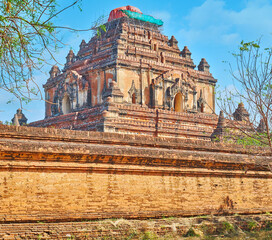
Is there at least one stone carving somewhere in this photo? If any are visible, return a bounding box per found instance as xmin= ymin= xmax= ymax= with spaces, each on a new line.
xmin=128 ymin=80 xmax=139 ymax=104
xmin=11 ymin=109 xmax=28 ymax=126
xmin=50 ymin=70 xmax=88 ymax=116
xmin=197 ymin=90 xmax=205 ymax=113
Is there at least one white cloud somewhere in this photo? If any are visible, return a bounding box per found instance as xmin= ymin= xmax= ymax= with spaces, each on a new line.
xmin=185 ymin=0 xmax=229 ymax=28
xmin=229 ymin=1 xmax=272 ymax=35
xmin=178 ymin=0 xmax=272 ymax=46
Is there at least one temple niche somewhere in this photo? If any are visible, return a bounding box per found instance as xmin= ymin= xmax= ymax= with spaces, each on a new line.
xmin=31 ymin=5 xmax=218 ymax=140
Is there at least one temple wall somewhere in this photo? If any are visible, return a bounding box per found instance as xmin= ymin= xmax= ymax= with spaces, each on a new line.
xmin=45 ymin=87 xmax=56 ymax=117
xmin=1 ymin=167 xmax=272 ymax=222
xmin=157 ymin=84 xmax=163 ymax=106
xmin=187 ymin=93 xmax=194 ymax=109
xmin=77 ymin=88 xmax=88 ymax=106
xmin=197 ymin=82 xmax=215 ymax=114
xmin=0 ymin=125 xmax=272 ymax=223
xmin=30 ymin=103 xmax=218 ymax=139
xmin=116 ymin=67 xmax=200 ymax=110
xmin=117 ymin=68 xmax=140 ymax=103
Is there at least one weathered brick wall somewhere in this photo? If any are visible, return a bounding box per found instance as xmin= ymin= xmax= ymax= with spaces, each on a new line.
xmin=30 ymin=102 xmax=218 ymax=140
xmin=0 ymin=125 xmax=271 ymax=223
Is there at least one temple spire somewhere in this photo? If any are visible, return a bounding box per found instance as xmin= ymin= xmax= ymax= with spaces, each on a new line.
xmin=233 ymin=102 xmax=249 ymax=121
xmin=211 ymin=110 xmax=226 ymax=141
xmin=198 ymin=58 xmax=210 ymax=72
xmin=11 ymin=109 xmax=28 ymax=126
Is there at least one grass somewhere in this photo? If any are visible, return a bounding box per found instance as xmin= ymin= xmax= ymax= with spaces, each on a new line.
xmin=30 ymin=216 xmax=272 ymax=240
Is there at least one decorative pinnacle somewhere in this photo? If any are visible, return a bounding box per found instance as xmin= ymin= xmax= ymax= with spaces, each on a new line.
xmin=198 ymin=58 xmax=210 ymax=72
xmin=181 ymin=46 xmax=192 ymax=59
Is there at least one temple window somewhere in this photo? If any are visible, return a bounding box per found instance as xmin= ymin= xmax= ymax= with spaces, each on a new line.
xmin=62 ymin=95 xmax=71 ymax=114
xmin=108 ymin=78 xmax=112 ymax=87
xmin=174 ymin=92 xmax=184 ymax=112
xmin=149 ymin=83 xmax=155 ymax=108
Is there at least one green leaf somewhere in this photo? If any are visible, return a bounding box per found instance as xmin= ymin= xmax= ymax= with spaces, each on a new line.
xmin=100 ymin=24 xmax=106 ymax=32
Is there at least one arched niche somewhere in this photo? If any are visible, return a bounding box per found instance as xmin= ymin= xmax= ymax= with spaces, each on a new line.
xmin=62 ymin=94 xmax=71 ymax=114
xmin=132 ymin=93 xmax=136 ymax=104
xmin=174 ymin=92 xmax=184 ymax=112
xmin=201 ymin=103 xmax=204 ymax=113
xmin=149 ymin=83 xmax=155 ymax=108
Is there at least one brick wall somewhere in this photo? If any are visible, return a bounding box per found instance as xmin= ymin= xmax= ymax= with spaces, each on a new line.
xmin=30 ymin=102 xmax=218 ymax=140
xmin=0 ymin=125 xmax=271 ymax=224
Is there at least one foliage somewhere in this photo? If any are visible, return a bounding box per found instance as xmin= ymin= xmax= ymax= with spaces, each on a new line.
xmin=247 ymin=220 xmax=258 ymax=231
xmin=125 ymin=230 xmax=138 ymax=240
xmin=140 ymin=231 xmax=159 ymax=240
xmin=0 ymin=0 xmax=81 ymax=105
xmin=184 ymin=228 xmax=200 ymax=237
xmin=217 ymin=39 xmax=272 ymax=152
xmin=235 ymin=134 xmax=267 ymax=147
xmin=265 ymin=221 xmax=272 ymax=231
xmin=222 ymin=132 xmax=268 ymax=147
xmin=0 ymin=0 xmax=105 ymax=107
xmin=222 ymin=221 xmax=235 ymax=234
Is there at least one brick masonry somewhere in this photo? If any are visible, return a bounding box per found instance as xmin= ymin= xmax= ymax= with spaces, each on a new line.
xmin=30 ymin=102 xmax=218 ymax=140
xmin=1 ymin=214 xmax=272 ymax=239
xmin=0 ymin=125 xmax=272 ymax=225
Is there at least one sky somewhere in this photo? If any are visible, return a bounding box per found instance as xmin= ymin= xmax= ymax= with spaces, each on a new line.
xmin=1 ymin=0 xmax=272 ymax=123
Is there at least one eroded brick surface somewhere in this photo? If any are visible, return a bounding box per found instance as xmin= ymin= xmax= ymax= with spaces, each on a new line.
xmin=0 ymin=125 xmax=271 ymax=225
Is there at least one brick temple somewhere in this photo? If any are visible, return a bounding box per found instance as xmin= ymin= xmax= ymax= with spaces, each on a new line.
xmin=30 ymin=6 xmax=218 ymax=140
xmin=2 ymin=7 xmax=272 ymax=237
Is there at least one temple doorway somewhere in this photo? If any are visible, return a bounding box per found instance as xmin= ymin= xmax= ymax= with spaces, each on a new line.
xmin=62 ymin=95 xmax=71 ymax=114
xmin=174 ymin=92 xmax=184 ymax=112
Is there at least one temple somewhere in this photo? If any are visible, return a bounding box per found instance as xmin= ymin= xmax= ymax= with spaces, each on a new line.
xmin=2 ymin=8 xmax=272 ymax=236
xmin=30 ymin=6 xmax=218 ymax=140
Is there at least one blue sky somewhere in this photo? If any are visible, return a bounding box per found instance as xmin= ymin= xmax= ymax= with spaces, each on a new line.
xmin=1 ymin=0 xmax=272 ymax=123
